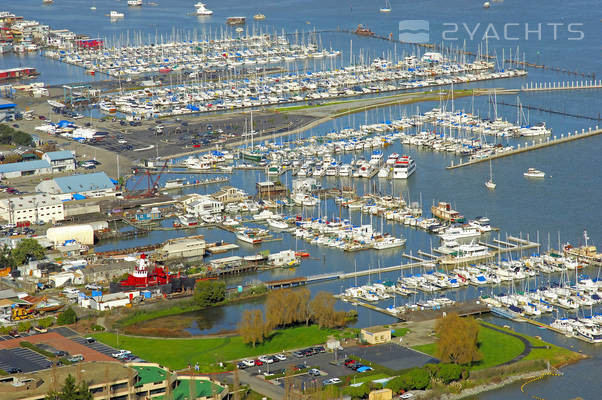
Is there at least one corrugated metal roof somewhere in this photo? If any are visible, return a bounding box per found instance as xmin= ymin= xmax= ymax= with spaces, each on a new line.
xmin=0 ymin=159 xmax=51 ymax=173
xmin=43 ymin=150 xmax=74 ymax=161
xmin=53 ymin=172 xmax=114 ymax=193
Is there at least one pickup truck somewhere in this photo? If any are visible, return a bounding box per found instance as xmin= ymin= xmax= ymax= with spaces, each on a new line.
xmin=111 ymin=350 xmax=132 ymax=358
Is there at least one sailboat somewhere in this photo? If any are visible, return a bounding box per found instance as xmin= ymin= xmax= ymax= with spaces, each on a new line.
xmin=485 ymin=159 xmax=496 ymax=189
xmin=380 ymin=0 xmax=392 ymax=13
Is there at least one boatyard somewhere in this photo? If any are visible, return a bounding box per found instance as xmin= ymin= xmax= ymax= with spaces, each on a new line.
xmin=0 ymin=1 xmax=600 ymax=400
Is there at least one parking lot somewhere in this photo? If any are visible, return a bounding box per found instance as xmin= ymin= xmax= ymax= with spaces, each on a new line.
xmin=345 ymin=343 xmax=438 ymax=371
xmin=0 ymin=348 xmax=52 ymax=373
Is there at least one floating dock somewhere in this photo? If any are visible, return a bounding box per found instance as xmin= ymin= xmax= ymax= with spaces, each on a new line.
xmin=447 ymin=127 xmax=602 ymax=169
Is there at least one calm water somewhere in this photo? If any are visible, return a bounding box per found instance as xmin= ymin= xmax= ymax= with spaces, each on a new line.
xmin=4 ymin=1 xmax=601 ymax=398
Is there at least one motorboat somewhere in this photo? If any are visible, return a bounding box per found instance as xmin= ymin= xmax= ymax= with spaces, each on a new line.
xmin=128 ymin=0 xmax=143 ymax=6
xmin=195 ymin=2 xmax=213 ymax=15
xmin=107 ymin=11 xmax=125 ymax=18
xmin=253 ymin=13 xmax=266 ymax=20
xmin=438 ymin=226 xmax=482 ymax=241
xmin=524 ymin=168 xmax=545 ymax=178
xmin=267 ymin=219 xmax=289 ymax=230
xmin=392 ymin=155 xmax=416 ymax=179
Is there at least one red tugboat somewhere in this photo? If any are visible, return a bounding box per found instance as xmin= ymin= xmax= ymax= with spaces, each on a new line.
xmin=119 ymin=254 xmax=178 ymax=289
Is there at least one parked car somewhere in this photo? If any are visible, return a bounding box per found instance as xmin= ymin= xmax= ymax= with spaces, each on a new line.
xmin=258 ymin=355 xmax=273 ymax=364
xmin=254 ymin=359 xmax=263 ymax=366
xmin=274 ymin=354 xmax=287 ymax=361
xmin=308 ymin=369 xmax=322 ymax=377
xmin=400 ymin=394 xmax=415 ymax=399
xmin=68 ymin=354 xmax=84 ymax=363
xmin=241 ymin=359 xmax=255 ymax=367
xmin=34 ymin=326 xmax=48 ymax=333
xmin=85 ymin=284 xmax=102 ymax=290
xmin=7 ymin=367 xmax=22 ymax=374
xmin=85 ymin=337 xmax=96 ymax=343
xmin=293 ymin=350 xmax=305 ymax=358
xmin=111 ymin=350 xmax=131 ymax=358
xmin=9 ymin=330 xmax=20 ymax=338
xmin=323 ymin=378 xmax=341 ymax=385
xmin=236 ymin=362 xmax=247 ymax=369
xmin=313 ymin=346 xmax=326 ymax=353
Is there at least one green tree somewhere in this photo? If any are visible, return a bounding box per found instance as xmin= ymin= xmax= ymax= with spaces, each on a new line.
xmin=57 ymin=307 xmax=77 ymax=325
xmin=193 ymin=279 xmax=226 ymax=307
xmin=0 ymin=245 xmax=15 ymax=268
xmin=386 ymin=375 xmax=413 ymax=394
xmin=11 ymin=238 xmax=45 ymax=266
xmin=342 ymin=383 xmax=369 ymax=399
xmin=405 ymin=368 xmax=430 ymax=390
xmin=45 ymin=374 xmax=92 ymax=400
xmin=436 ymin=363 xmax=463 ymax=384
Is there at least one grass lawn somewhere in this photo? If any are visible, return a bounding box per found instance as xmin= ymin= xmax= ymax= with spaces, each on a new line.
xmin=412 ymin=324 xmax=525 ymax=370
xmin=92 ymin=325 xmax=333 ymax=369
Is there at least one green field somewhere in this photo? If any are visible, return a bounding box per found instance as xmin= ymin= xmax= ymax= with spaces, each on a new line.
xmin=413 ymin=324 xmax=525 ymax=370
xmin=92 ymin=325 xmax=333 ymax=369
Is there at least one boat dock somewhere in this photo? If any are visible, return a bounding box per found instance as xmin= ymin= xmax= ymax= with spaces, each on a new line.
xmin=447 ymin=126 xmax=602 ymax=170
xmin=519 ymin=80 xmax=602 ymax=92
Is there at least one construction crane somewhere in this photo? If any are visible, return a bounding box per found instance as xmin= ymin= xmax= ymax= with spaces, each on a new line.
xmin=125 ymin=161 xmax=168 ymax=199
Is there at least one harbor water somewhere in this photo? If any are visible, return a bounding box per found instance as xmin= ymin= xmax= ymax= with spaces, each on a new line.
xmin=2 ymin=1 xmax=601 ymax=398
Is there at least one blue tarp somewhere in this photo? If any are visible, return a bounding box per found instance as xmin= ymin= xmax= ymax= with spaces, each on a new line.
xmin=72 ymin=193 xmax=86 ymax=200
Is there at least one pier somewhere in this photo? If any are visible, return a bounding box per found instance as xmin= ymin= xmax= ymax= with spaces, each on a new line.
xmin=446 ymin=126 xmax=602 ymax=170
xmin=519 ymin=80 xmax=602 ymax=92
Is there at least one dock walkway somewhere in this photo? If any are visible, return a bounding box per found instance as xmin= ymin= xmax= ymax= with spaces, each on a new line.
xmin=447 ymin=127 xmax=601 ymax=170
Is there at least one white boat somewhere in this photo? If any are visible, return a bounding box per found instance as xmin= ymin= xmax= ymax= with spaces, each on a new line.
xmin=268 ymin=250 xmax=299 ymax=267
xmin=108 ymin=11 xmax=125 ymax=18
xmin=439 ymin=226 xmax=482 ymax=241
xmin=128 ymin=0 xmax=142 ymax=6
xmin=485 ymin=159 xmax=496 ymax=189
xmin=267 ymin=219 xmax=289 ymax=230
xmin=392 ymin=155 xmax=416 ymax=179
xmin=524 ymin=168 xmax=545 ymax=178
xmin=178 ymin=214 xmax=198 ymax=226
xmin=373 ymin=235 xmax=406 ymax=249
xmin=235 ymin=228 xmax=268 ymax=244
xmin=195 ymin=2 xmax=213 ymax=15
xmin=253 ymin=13 xmax=266 ymax=20
xmin=380 ymin=0 xmax=392 ymax=13
xmin=253 ymin=210 xmax=275 ymax=221
xmin=377 ymin=167 xmax=390 ymax=178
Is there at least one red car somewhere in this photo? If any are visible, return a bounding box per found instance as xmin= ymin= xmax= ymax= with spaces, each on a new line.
xmin=254 ymin=359 xmax=264 ymax=366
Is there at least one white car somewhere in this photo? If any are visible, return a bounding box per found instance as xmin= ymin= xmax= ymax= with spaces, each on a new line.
xmin=241 ymin=359 xmax=255 ymax=367
xmin=274 ymin=354 xmax=287 ymax=361
xmin=118 ymin=139 xmax=128 ymax=144
xmin=400 ymin=394 xmax=414 ymax=399
xmin=258 ymin=355 xmax=273 ymax=364
xmin=111 ymin=350 xmax=131 ymax=358
xmin=323 ymin=378 xmax=341 ymax=385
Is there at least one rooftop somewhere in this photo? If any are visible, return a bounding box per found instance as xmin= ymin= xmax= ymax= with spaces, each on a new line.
xmin=0 ymin=159 xmax=50 ymax=174
xmin=166 ymin=378 xmax=225 ymax=400
xmin=53 ymin=172 xmax=115 ymax=193
xmin=0 ymin=193 xmax=62 ymax=211
xmin=43 ymin=150 xmax=74 ymax=161
xmin=131 ymin=365 xmax=167 ymax=387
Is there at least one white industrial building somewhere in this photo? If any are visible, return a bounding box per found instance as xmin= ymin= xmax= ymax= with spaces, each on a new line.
xmin=41 ymin=150 xmax=76 ymax=172
xmin=0 ymin=159 xmax=52 ymax=179
xmin=46 ymin=224 xmax=95 ymax=246
xmin=35 ymin=172 xmax=117 ymax=198
xmin=0 ymin=193 xmax=64 ymax=224
xmin=48 ymin=270 xmax=84 ymax=287
xmin=87 ymin=291 xmax=140 ymax=311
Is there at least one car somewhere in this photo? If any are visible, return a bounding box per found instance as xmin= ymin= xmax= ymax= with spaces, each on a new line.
xmin=236 ymin=362 xmax=247 ymax=369
xmin=254 ymin=359 xmax=263 ymax=366
xmin=308 ymin=369 xmax=322 ymax=377
xmin=313 ymin=346 xmax=326 ymax=353
xmin=9 ymin=330 xmax=20 ymax=338
xmin=344 ymin=359 xmax=356 ymax=367
xmin=323 ymin=378 xmax=341 ymax=385
xmin=258 ymin=355 xmax=273 ymax=364
xmin=293 ymin=350 xmax=305 ymax=358
xmin=85 ymin=284 xmax=102 ymax=290
xmin=34 ymin=326 xmax=48 ymax=333
xmin=274 ymin=354 xmax=287 ymax=361
xmin=241 ymin=359 xmax=255 ymax=367
xmin=7 ymin=367 xmax=22 ymax=374
xmin=68 ymin=354 xmax=84 ymax=363
xmin=118 ymin=139 xmax=127 ymax=144
xmin=111 ymin=350 xmax=131 ymax=358
xmin=85 ymin=337 xmax=96 ymax=343
xmin=400 ymin=393 xmax=414 ymax=399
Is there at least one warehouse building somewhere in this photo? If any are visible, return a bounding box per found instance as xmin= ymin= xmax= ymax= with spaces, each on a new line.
xmin=41 ymin=150 xmax=75 ymax=172
xmin=0 ymin=193 xmax=64 ymax=224
xmin=46 ymin=224 xmax=95 ymax=246
xmin=35 ymin=172 xmax=117 ymax=198
xmin=0 ymin=159 xmax=52 ymax=179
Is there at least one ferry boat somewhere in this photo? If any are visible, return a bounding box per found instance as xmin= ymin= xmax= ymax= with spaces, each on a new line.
xmin=227 ymin=16 xmax=246 ymax=25
xmin=195 ymin=2 xmax=213 ymax=15
xmin=431 ymin=201 xmax=465 ymax=223
xmin=107 ymin=11 xmax=125 ymax=19
xmin=524 ymin=168 xmax=545 ymax=178
xmin=354 ymin=24 xmax=374 ymax=36
xmin=392 ymin=155 xmax=416 ymax=179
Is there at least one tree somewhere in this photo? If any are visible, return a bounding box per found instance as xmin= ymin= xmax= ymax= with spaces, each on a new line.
xmin=310 ymin=291 xmax=346 ymax=329
xmin=193 ymin=279 xmax=225 ymax=307
xmin=435 ymin=313 xmax=482 ymax=365
xmin=0 ymin=245 xmax=15 ymax=268
xmin=405 ymin=368 xmax=430 ymax=390
xmin=436 ymin=363 xmax=464 ymax=384
xmin=342 ymin=383 xmax=369 ymax=399
xmin=45 ymin=374 xmax=92 ymax=400
xmin=238 ymin=309 xmax=269 ymax=347
xmin=296 ymin=287 xmax=312 ymax=326
xmin=386 ymin=375 xmax=413 ymax=394
xmin=11 ymin=238 xmax=45 ymax=266
xmin=57 ymin=307 xmax=77 ymax=325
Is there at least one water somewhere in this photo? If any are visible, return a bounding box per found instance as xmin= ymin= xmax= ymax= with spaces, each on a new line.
xmin=3 ymin=1 xmax=601 ymax=397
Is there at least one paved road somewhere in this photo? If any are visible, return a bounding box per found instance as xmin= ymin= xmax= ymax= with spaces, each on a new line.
xmin=479 ymin=323 xmax=545 ymax=366
xmin=237 ymin=370 xmax=285 ymax=400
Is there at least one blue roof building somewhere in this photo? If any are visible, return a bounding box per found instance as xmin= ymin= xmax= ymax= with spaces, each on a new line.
xmin=0 ymin=159 xmax=52 ymax=178
xmin=42 ymin=150 xmax=76 ymax=172
xmin=36 ymin=172 xmax=117 ymax=198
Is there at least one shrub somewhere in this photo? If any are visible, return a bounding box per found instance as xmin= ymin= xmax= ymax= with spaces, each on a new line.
xmin=57 ymin=307 xmax=77 ymax=325
xmin=436 ymin=363 xmax=464 ymax=384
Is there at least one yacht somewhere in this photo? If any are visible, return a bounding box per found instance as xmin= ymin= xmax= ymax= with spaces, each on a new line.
xmin=128 ymin=0 xmax=142 ymax=6
xmin=392 ymin=155 xmax=416 ymax=179
xmin=485 ymin=159 xmax=496 ymax=189
xmin=377 ymin=167 xmax=390 ymax=178
xmin=524 ymin=168 xmax=545 ymax=178
xmin=195 ymin=2 xmax=213 ymax=15
xmin=178 ymin=214 xmax=198 ymax=226
xmin=236 ymin=228 xmax=269 ymax=244
xmin=267 ymin=219 xmax=289 ymax=230
xmin=438 ymin=226 xmax=482 ymax=241
xmin=108 ymin=11 xmax=125 ymax=18
xmin=338 ymin=164 xmax=352 ymax=177
xmin=469 ymin=217 xmax=492 ymax=232
xmin=373 ymin=235 xmax=406 ymax=249
xmin=253 ymin=13 xmax=266 ymax=20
